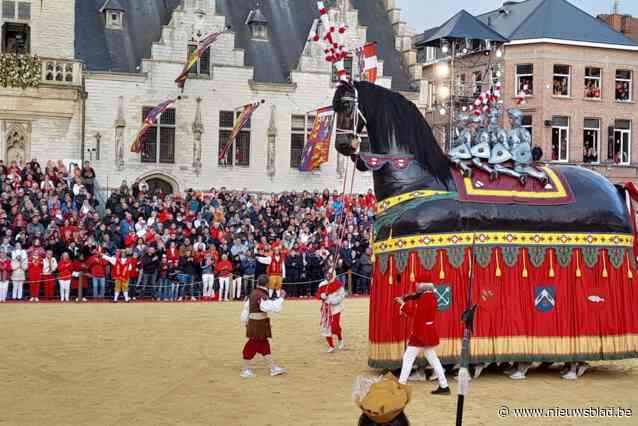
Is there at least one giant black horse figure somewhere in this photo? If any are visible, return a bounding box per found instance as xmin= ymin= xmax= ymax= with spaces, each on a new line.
xmin=332 ymin=81 xmax=632 ymax=240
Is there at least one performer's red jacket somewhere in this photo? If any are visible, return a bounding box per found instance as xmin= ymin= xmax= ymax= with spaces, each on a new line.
xmin=402 ymin=292 xmax=439 ymax=347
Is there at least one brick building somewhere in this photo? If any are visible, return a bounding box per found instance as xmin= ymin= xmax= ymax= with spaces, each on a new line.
xmin=0 ymin=0 xmax=420 ymax=195
xmin=415 ymin=0 xmax=638 ymax=184
xmin=599 ymin=12 xmax=638 ymax=43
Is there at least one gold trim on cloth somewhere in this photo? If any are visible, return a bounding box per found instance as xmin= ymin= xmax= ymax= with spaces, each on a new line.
xmin=369 ymin=334 xmax=638 ymax=361
xmin=462 ymin=166 xmax=567 ymax=199
xmin=374 ymin=190 xmax=453 ymax=215
xmin=373 ymin=232 xmax=634 ymax=255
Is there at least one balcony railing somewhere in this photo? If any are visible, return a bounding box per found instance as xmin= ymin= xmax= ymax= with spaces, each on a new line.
xmin=40 ymin=58 xmax=82 ymax=86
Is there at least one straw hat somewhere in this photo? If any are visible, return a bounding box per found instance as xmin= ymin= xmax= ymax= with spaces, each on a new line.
xmin=356 ymin=373 xmax=411 ymax=424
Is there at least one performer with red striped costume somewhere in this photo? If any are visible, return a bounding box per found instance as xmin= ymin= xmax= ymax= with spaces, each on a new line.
xmin=317 ymin=270 xmax=346 ymax=353
xmin=395 ymin=283 xmax=450 ymax=395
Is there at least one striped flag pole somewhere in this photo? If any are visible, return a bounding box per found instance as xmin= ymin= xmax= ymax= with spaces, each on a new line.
xmin=130 ymin=99 xmax=176 ymax=153
xmin=175 ymin=30 xmax=225 ymax=89
xmin=218 ymin=100 xmax=265 ymax=162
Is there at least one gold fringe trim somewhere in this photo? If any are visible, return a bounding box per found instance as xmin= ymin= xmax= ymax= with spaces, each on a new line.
xmin=627 ymin=251 xmax=634 ymax=279
xmin=549 ymin=248 xmax=555 ymax=278
xmin=576 ymin=248 xmax=582 ymax=278
xmin=369 ymin=334 xmax=638 ymax=362
xmin=602 ymin=250 xmax=609 ymax=278
xmin=522 ymin=248 xmax=528 ymax=278
xmin=438 ymin=251 xmax=445 ymax=280
xmin=495 ymin=248 xmax=502 ymax=278
xmin=409 ymin=253 xmax=415 ymax=283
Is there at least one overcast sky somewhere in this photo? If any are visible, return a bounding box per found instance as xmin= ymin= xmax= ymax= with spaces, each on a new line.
xmin=396 ymin=0 xmax=638 ymax=32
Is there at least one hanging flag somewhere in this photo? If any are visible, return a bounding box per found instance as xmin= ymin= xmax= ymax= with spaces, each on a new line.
xmin=299 ymin=106 xmax=335 ymax=172
xmin=218 ymin=101 xmax=263 ymax=161
xmin=130 ymin=99 xmax=175 ymax=153
xmin=358 ymin=42 xmax=378 ymax=83
xmin=175 ymin=31 xmax=224 ymax=89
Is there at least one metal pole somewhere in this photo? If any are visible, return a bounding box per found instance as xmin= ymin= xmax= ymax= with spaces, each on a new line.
xmin=455 ymin=234 xmax=477 ymax=426
xmin=449 ymin=42 xmax=456 ymax=151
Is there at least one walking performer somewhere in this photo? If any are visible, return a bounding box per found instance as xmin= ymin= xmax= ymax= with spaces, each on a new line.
xmin=394 ymin=282 xmax=450 ymax=395
xmin=317 ymin=270 xmax=346 ymax=352
xmin=239 ymin=274 xmax=286 ymax=379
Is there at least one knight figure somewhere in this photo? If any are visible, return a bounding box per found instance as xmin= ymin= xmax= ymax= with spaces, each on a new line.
xmin=508 ymin=108 xmax=548 ymax=185
xmin=448 ymin=113 xmax=474 ymax=176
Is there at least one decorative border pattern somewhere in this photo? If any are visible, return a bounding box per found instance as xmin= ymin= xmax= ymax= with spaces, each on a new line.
xmin=368 ymin=335 xmax=638 ymax=367
xmin=374 ymin=190 xmax=455 ymax=215
xmin=373 ymin=231 xmax=634 ymax=255
xmin=462 ymin=166 xmax=567 ymax=199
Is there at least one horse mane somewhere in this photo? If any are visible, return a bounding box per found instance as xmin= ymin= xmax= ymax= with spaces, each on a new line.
xmin=353 ymin=81 xmax=452 ymax=184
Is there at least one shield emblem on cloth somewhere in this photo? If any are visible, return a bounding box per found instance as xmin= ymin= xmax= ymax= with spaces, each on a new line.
xmin=534 ymin=285 xmax=556 ymax=313
xmin=434 ymin=285 xmax=452 ymax=312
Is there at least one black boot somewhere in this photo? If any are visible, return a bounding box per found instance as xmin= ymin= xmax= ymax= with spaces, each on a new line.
xmin=431 ymin=386 xmax=451 ymax=395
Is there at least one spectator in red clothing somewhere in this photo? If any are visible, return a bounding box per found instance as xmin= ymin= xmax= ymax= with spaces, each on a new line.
xmin=215 ymin=254 xmax=233 ymax=302
xmin=27 ymin=251 xmax=43 ymax=302
xmin=0 ymin=251 xmax=11 ymax=302
xmin=57 ymin=252 xmax=73 ymax=303
xmin=87 ymin=248 xmax=108 ymax=299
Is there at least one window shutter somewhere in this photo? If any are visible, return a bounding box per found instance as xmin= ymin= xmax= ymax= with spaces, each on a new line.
xmin=2 ymin=1 xmax=15 ymax=18
xmin=17 ymin=1 xmax=29 ymax=19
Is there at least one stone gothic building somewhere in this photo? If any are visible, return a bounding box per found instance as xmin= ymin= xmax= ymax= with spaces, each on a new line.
xmin=0 ymin=0 xmax=421 ymax=194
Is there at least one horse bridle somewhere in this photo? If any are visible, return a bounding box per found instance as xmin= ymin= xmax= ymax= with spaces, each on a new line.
xmin=335 ymin=84 xmax=367 ymax=155
xmin=335 ymin=82 xmax=416 ymax=170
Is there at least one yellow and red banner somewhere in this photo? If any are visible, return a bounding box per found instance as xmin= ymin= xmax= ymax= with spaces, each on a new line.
xmin=218 ymin=102 xmax=262 ymax=161
xmin=299 ymin=106 xmax=335 ymax=171
xmin=130 ymin=99 xmax=175 ymax=153
xmin=357 ymin=42 xmax=378 ymax=83
xmin=175 ymin=31 xmax=223 ymax=89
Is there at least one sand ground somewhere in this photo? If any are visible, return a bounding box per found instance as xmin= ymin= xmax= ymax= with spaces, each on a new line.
xmin=0 ymin=298 xmax=636 ymax=426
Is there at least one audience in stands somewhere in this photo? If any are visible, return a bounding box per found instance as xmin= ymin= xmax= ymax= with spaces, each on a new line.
xmin=0 ymin=159 xmax=375 ymax=303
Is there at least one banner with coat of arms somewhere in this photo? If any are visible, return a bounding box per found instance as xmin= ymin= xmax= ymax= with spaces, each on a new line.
xmin=298 ymin=106 xmax=335 ymax=172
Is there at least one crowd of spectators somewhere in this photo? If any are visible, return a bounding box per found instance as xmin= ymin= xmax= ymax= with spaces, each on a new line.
xmin=0 ymin=158 xmax=375 ymax=303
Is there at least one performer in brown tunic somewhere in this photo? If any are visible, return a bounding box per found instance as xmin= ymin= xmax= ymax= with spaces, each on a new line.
xmin=240 ymin=274 xmax=286 ymax=378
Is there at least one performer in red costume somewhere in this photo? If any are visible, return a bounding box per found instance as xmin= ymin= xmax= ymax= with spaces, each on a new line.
xmin=394 ymin=282 xmax=450 ymax=395
xmin=239 ymin=275 xmax=286 ymax=379
xmin=317 ymin=270 xmax=346 ymax=352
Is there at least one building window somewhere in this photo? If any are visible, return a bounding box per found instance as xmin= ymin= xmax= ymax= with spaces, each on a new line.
xmin=1 ymin=23 xmax=29 ymax=54
xmin=473 ymin=71 xmax=482 ymax=97
xmin=290 ymin=114 xmax=315 ymax=168
xmin=616 ymin=70 xmax=632 ymax=102
xmin=331 ymin=55 xmax=353 ymax=82
xmin=613 ymin=119 xmax=631 ymax=165
xmin=106 ymin=11 xmax=123 ymax=30
xmin=141 ymin=107 xmax=176 ymax=164
xmin=17 ymin=1 xmax=29 ymax=19
xmin=553 ymin=65 xmax=570 ymax=97
xmin=516 ymin=64 xmax=533 ymax=95
xmin=251 ymin=23 xmax=267 ymax=40
xmin=522 ymin=115 xmax=533 ymax=143
xmin=584 ymin=67 xmax=601 ymax=99
xmin=2 ymin=1 xmax=28 ymax=19
xmin=218 ymin=110 xmax=250 ymax=167
xmin=551 ymin=116 xmax=569 ymax=162
xmin=583 ymin=118 xmax=600 ymax=164
xmin=187 ymin=44 xmax=211 ymax=76
xmin=456 ymin=73 xmax=466 ymax=96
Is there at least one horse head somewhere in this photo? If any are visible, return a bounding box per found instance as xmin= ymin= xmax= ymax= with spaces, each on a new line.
xmin=332 ymin=81 xmax=453 ymax=200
